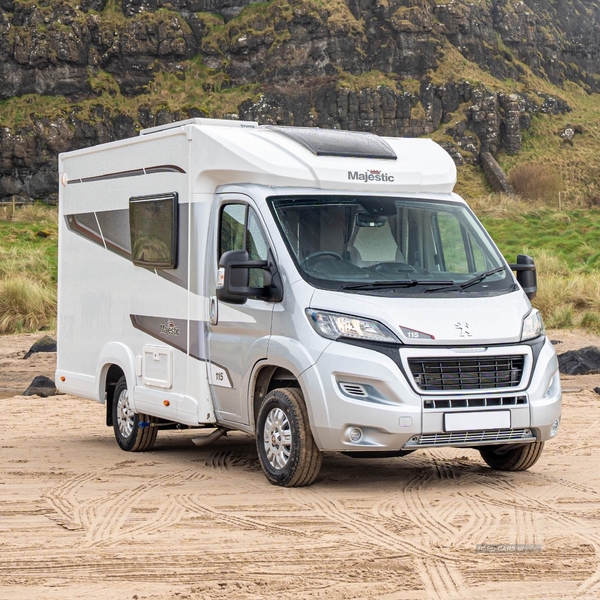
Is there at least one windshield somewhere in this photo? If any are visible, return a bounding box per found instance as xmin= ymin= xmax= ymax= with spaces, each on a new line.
xmin=268 ymin=195 xmax=515 ymax=296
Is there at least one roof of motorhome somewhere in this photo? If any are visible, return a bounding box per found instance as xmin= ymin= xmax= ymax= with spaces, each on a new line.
xmin=63 ymin=118 xmax=457 ymax=195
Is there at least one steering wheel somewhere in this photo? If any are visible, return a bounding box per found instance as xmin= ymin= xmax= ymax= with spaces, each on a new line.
xmin=303 ymin=251 xmax=344 ymax=268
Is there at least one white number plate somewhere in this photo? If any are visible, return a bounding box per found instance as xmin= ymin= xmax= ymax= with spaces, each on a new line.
xmin=444 ymin=410 xmax=511 ymax=432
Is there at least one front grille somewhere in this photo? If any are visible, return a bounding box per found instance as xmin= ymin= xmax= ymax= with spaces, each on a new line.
xmin=408 ymin=355 xmax=525 ymax=391
xmin=405 ymin=428 xmax=534 ymax=448
xmin=423 ymin=395 xmax=527 ymax=409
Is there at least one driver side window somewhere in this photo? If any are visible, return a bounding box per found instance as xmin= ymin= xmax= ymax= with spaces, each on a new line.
xmin=219 ymin=203 xmax=270 ymax=287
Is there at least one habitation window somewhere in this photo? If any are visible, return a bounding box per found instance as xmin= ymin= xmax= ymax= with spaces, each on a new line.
xmin=130 ymin=192 xmax=178 ymax=268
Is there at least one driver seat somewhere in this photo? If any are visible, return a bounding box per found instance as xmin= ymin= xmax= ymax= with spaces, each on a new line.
xmin=345 ymin=245 xmax=365 ymax=267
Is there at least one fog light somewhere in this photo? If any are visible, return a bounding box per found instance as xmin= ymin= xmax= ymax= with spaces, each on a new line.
xmin=348 ymin=427 xmax=363 ymax=443
xmin=551 ymin=417 xmax=560 ymax=436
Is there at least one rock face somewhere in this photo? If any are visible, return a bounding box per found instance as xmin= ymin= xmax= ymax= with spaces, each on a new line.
xmin=0 ymin=0 xmax=596 ymax=201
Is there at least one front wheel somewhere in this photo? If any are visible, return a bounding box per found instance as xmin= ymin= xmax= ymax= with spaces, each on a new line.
xmin=112 ymin=376 xmax=158 ymax=452
xmin=479 ymin=441 xmax=544 ymax=471
xmin=256 ymin=388 xmax=322 ymax=487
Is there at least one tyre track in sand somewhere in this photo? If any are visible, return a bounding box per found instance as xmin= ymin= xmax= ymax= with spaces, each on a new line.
xmin=290 ymin=485 xmax=458 ymax=562
xmin=450 ymin=492 xmax=500 ymax=548
xmin=44 ymin=469 xmax=199 ymax=546
xmin=473 ymin=475 xmax=600 ymax=596
xmin=174 ymin=494 xmax=313 ymax=540
xmin=401 ymin=469 xmax=456 ymax=540
xmin=44 ymin=472 xmax=99 ymax=531
xmin=414 ymin=557 xmax=465 ymax=600
xmin=85 ymin=471 xmax=192 ymax=546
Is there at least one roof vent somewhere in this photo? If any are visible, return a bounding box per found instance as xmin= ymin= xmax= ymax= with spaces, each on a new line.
xmin=264 ymin=126 xmax=397 ymax=160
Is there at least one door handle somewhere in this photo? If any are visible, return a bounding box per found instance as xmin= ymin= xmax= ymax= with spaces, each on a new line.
xmin=209 ymin=296 xmax=218 ymax=325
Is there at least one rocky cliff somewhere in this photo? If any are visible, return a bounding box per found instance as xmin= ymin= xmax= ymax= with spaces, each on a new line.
xmin=1 ymin=0 xmax=598 ymax=202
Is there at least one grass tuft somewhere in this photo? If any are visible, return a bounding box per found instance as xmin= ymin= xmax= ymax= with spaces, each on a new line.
xmin=0 ymin=206 xmax=58 ymax=334
xmin=508 ymin=163 xmax=565 ymax=203
xmin=0 ymin=276 xmax=56 ymax=334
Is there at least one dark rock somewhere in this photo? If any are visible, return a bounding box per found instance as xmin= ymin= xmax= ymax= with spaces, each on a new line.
xmin=594 ymin=387 xmax=600 ymax=396
xmin=558 ymin=346 xmax=600 ymax=375
xmin=23 ymin=375 xmax=57 ymax=397
xmin=23 ymin=335 xmax=57 ymax=359
xmin=481 ymin=152 xmax=514 ymax=194
xmin=439 ymin=142 xmax=464 ymax=166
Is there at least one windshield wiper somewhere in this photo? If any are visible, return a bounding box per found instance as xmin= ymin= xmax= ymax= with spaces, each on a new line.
xmin=424 ymin=266 xmax=507 ymax=293
xmin=340 ymin=279 xmax=454 ymax=291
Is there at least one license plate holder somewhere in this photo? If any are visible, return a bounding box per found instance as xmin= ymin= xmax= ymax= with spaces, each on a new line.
xmin=444 ymin=410 xmax=511 ymax=432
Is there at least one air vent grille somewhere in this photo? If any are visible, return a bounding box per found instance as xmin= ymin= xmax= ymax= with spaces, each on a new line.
xmin=339 ymin=383 xmax=368 ymax=398
xmin=409 ymin=355 xmax=525 ymax=391
xmin=423 ymin=396 xmax=527 ymax=409
xmin=405 ymin=428 xmax=534 ymax=448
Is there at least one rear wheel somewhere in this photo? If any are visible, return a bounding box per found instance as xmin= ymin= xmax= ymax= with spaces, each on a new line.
xmin=112 ymin=376 xmax=157 ymax=452
xmin=256 ymin=387 xmax=322 ymax=487
xmin=479 ymin=441 xmax=544 ymax=471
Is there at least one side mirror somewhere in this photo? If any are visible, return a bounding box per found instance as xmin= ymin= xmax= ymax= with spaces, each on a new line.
xmin=509 ymin=254 xmax=537 ymax=300
xmin=216 ymin=249 xmax=283 ymax=304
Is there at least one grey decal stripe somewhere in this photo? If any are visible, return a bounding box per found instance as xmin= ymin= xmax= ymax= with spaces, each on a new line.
xmin=131 ymin=315 xmax=234 ymax=386
xmin=66 ymin=211 xmax=132 ymax=258
xmin=65 ymin=204 xmax=188 ymax=289
xmin=96 ymin=208 xmax=132 ymax=258
xmin=67 ymin=164 xmax=185 ymax=185
xmin=65 ymin=213 xmax=104 ymax=249
xmin=130 ymin=315 xmax=207 ymax=361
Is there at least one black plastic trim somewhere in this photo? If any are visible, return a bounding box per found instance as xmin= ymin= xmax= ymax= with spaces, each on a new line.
xmin=339 ymin=335 xmax=547 ymax=392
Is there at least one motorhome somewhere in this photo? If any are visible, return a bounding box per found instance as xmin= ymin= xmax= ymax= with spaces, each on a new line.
xmin=56 ymin=118 xmax=561 ymax=487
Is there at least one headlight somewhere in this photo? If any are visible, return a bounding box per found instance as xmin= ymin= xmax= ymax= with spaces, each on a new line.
xmin=305 ymin=309 xmax=400 ymax=343
xmin=521 ymin=308 xmax=545 ymax=341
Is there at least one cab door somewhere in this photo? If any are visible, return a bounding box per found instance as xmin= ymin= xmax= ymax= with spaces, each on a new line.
xmin=206 ymin=195 xmax=275 ymax=425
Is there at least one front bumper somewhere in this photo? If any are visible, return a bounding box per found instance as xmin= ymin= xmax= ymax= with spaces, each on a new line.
xmin=300 ymin=335 xmax=562 ymax=452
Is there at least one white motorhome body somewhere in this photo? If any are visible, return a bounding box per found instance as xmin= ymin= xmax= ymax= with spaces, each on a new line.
xmin=57 ymin=119 xmax=561 ymax=486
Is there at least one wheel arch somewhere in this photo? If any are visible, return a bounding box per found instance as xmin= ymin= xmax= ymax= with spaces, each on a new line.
xmin=252 ymin=364 xmax=301 ymax=428
xmin=96 ymin=342 xmax=138 ymax=427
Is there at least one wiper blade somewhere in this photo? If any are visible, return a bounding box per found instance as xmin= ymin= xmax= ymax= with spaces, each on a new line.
xmin=424 ymin=266 xmax=507 ymax=294
xmin=341 ymin=279 xmax=454 ymax=291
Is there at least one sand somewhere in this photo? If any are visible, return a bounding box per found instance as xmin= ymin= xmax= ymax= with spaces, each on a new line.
xmin=1 ymin=331 xmax=600 ymax=600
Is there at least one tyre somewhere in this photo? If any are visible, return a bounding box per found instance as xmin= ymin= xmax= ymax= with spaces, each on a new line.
xmin=112 ymin=376 xmax=158 ymax=452
xmin=479 ymin=441 xmax=544 ymax=471
xmin=256 ymin=387 xmax=322 ymax=487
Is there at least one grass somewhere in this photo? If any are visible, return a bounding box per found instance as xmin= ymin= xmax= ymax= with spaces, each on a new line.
xmin=476 ymin=206 xmax=600 ymax=273
xmin=0 ymin=204 xmax=57 ymax=334
xmin=470 ymin=195 xmax=600 ymax=332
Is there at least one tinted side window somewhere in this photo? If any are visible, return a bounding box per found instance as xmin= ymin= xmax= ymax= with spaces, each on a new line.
xmin=247 ymin=209 xmax=270 ymax=287
xmin=130 ymin=192 xmax=178 ymax=268
xmin=219 ymin=204 xmax=270 ymax=287
xmin=220 ymin=204 xmax=246 ymax=258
